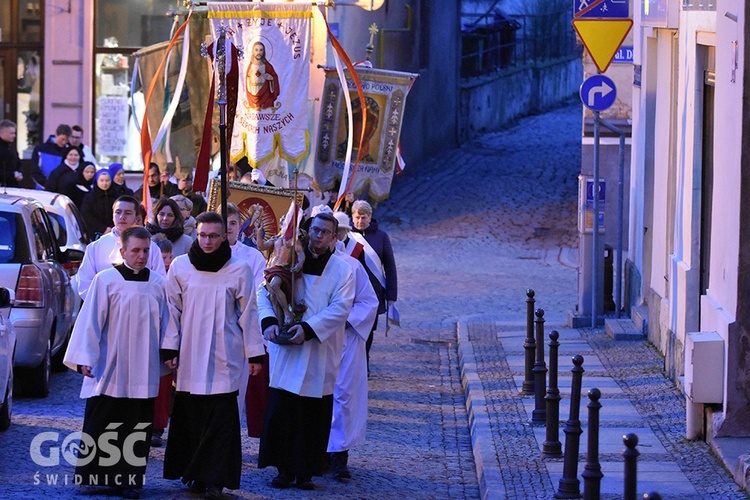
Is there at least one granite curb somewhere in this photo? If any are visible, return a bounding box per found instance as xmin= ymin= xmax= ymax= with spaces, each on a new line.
xmin=457 ymin=318 xmax=506 ymax=500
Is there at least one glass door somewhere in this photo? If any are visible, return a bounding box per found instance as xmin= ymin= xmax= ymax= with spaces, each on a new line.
xmin=0 ymin=0 xmax=44 ymax=161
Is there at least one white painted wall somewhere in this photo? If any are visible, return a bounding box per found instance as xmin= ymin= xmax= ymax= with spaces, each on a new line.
xmin=43 ymin=0 xmax=87 ymax=137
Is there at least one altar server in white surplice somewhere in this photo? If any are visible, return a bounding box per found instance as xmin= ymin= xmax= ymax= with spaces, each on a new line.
xmin=162 ymin=212 xmax=264 ymax=499
xmin=327 ymin=211 xmax=378 ymax=481
xmin=76 ymin=195 xmax=166 ymax=300
xmin=258 ymin=212 xmax=355 ymax=491
xmin=225 ymin=203 xmax=267 ymax=427
xmin=63 ymin=226 xmax=169 ymax=498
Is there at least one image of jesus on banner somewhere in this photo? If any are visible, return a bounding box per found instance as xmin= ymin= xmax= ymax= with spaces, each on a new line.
xmin=246 ymin=41 xmax=280 ymax=110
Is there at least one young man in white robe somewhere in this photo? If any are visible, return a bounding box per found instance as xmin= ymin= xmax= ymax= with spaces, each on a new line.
xmin=162 ymin=211 xmax=264 ymax=499
xmin=225 ymin=202 xmax=267 ymax=431
xmin=77 ymin=195 xmax=166 ymax=300
xmin=63 ymin=226 xmax=170 ymax=499
xmin=327 ymin=211 xmax=378 ymax=481
xmin=258 ymin=212 xmax=355 ymax=490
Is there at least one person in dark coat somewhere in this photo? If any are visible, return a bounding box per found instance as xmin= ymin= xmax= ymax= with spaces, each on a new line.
xmin=0 ymin=120 xmax=22 ymax=187
xmin=30 ymin=124 xmax=71 ymax=188
xmin=176 ymin=170 xmax=207 ymax=217
xmin=135 ymin=163 xmax=179 ymax=203
xmin=81 ymin=170 xmax=116 ymax=237
xmin=45 ymin=148 xmax=90 ymax=208
xmin=350 ymin=200 xmax=398 ymax=372
xmin=109 ymin=162 xmax=134 ymax=196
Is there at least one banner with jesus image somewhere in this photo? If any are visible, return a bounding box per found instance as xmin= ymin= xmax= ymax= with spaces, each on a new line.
xmin=208 ymin=2 xmax=311 ymax=167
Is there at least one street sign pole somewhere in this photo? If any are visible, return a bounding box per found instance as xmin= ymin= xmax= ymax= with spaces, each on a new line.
xmin=592 ymin=111 xmax=600 ymax=328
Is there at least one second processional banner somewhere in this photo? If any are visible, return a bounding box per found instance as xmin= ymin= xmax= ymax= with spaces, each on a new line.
xmin=208 ymin=2 xmax=312 ymax=167
xmin=314 ymin=66 xmax=417 ymax=203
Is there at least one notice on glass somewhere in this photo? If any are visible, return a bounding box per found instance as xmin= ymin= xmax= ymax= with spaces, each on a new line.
xmin=97 ymin=96 xmax=128 ymax=156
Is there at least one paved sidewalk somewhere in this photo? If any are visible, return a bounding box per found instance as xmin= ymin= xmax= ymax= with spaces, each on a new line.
xmin=458 ymin=317 xmax=748 ymax=499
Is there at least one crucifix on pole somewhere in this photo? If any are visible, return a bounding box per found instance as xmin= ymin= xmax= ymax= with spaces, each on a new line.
xmin=215 ymin=25 xmax=230 ymax=228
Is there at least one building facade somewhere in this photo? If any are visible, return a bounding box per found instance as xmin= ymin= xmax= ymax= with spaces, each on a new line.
xmin=627 ymin=0 xmax=750 ymax=452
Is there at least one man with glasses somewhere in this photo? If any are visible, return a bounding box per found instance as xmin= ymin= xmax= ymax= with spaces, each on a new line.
xmin=68 ymin=125 xmax=98 ymax=166
xmin=162 ymin=211 xmax=264 ymax=499
xmin=258 ymin=212 xmax=355 ymax=491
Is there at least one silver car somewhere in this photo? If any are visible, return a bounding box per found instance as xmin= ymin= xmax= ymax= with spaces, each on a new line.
xmin=1 ymin=188 xmax=89 ymax=318
xmin=0 ymin=194 xmax=76 ymax=397
xmin=0 ymin=287 xmax=16 ymax=430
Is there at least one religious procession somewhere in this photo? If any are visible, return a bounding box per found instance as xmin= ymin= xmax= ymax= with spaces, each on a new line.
xmin=1 ymin=1 xmax=408 ymax=498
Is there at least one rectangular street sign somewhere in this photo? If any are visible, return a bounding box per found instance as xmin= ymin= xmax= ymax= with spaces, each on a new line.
xmin=574 ymin=0 xmax=629 ymax=19
xmin=613 ymin=46 xmax=633 ymax=63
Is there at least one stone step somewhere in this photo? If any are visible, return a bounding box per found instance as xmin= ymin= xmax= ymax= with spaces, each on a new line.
xmin=604 ymin=318 xmax=644 ymax=341
xmin=631 ymin=305 xmax=649 ymax=335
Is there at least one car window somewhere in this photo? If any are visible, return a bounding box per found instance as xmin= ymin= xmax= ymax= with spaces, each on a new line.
xmin=0 ymin=212 xmax=31 ymax=264
xmin=47 ymin=213 xmax=68 ymax=248
xmin=67 ymin=202 xmax=91 ymax=244
xmin=30 ymin=209 xmax=57 ymax=261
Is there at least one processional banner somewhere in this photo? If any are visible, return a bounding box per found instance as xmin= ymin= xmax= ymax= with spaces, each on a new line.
xmin=207 ymin=2 xmax=312 ymax=168
xmin=135 ymin=36 xmax=206 ymax=173
xmin=314 ymin=67 xmax=417 ymax=203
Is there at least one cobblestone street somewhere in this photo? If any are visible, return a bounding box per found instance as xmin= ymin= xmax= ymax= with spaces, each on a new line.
xmin=0 ymin=100 xmax=745 ymax=498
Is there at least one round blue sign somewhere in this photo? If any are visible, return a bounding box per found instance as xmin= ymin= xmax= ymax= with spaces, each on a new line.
xmin=579 ymin=75 xmax=617 ymax=111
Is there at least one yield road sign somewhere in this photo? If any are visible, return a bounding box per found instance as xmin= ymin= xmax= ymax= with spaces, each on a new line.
xmin=580 ymin=75 xmax=616 ymax=111
xmin=574 ymin=0 xmax=629 ymax=19
xmin=572 ymin=18 xmax=633 ymax=73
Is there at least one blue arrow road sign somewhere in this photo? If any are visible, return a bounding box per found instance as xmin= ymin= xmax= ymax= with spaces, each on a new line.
xmin=574 ymin=0 xmax=629 ymax=19
xmin=580 ymin=75 xmax=617 ymax=111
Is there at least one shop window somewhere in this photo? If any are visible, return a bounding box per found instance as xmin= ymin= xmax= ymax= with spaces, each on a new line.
xmin=94 ymin=0 xmax=175 ymax=169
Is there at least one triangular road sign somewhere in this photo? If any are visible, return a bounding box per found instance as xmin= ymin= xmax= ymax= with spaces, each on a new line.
xmin=572 ymin=19 xmax=633 ymax=73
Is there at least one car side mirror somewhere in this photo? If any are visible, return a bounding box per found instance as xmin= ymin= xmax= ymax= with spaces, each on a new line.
xmin=0 ymin=287 xmax=14 ymax=308
xmin=61 ymin=249 xmax=85 ymax=263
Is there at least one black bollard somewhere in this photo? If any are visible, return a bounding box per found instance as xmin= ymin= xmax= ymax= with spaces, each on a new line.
xmin=623 ymin=433 xmax=640 ymax=500
xmin=522 ymin=289 xmax=536 ymax=395
xmin=582 ymin=388 xmax=603 ymax=500
xmin=543 ymin=330 xmax=562 ymax=457
xmin=643 ymin=493 xmax=661 ymax=500
xmin=531 ymin=308 xmax=548 ymax=424
xmin=554 ymin=354 xmax=585 ymax=499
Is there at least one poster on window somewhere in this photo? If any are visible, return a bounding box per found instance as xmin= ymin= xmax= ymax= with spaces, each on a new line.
xmin=96 ymin=96 xmax=129 ymax=156
xmin=314 ymin=66 xmax=417 ymax=203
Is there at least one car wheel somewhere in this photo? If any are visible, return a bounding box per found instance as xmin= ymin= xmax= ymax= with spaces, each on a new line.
xmin=27 ymin=340 xmax=51 ymax=398
xmin=0 ymin=364 xmax=12 ymax=431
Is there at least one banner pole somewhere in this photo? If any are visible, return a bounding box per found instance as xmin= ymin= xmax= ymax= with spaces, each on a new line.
xmin=217 ymin=27 xmax=229 ymax=226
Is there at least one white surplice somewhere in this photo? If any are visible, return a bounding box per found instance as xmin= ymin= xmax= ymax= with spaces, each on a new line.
xmin=77 ymin=229 xmax=166 ymax=300
xmin=230 ymin=240 xmax=267 ymax=422
xmin=230 ymin=241 xmax=266 ymax=294
xmin=327 ymin=250 xmax=378 ymax=452
xmin=258 ymin=252 xmax=355 ymax=398
xmin=64 ymin=268 xmax=169 ymax=399
xmin=163 ymin=255 xmax=264 ymax=395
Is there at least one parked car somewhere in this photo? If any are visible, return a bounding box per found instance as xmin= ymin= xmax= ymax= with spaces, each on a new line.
xmin=0 ymin=194 xmax=77 ymax=397
xmin=1 ymin=188 xmax=89 ymax=320
xmin=0 ymin=287 xmax=16 ymax=430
